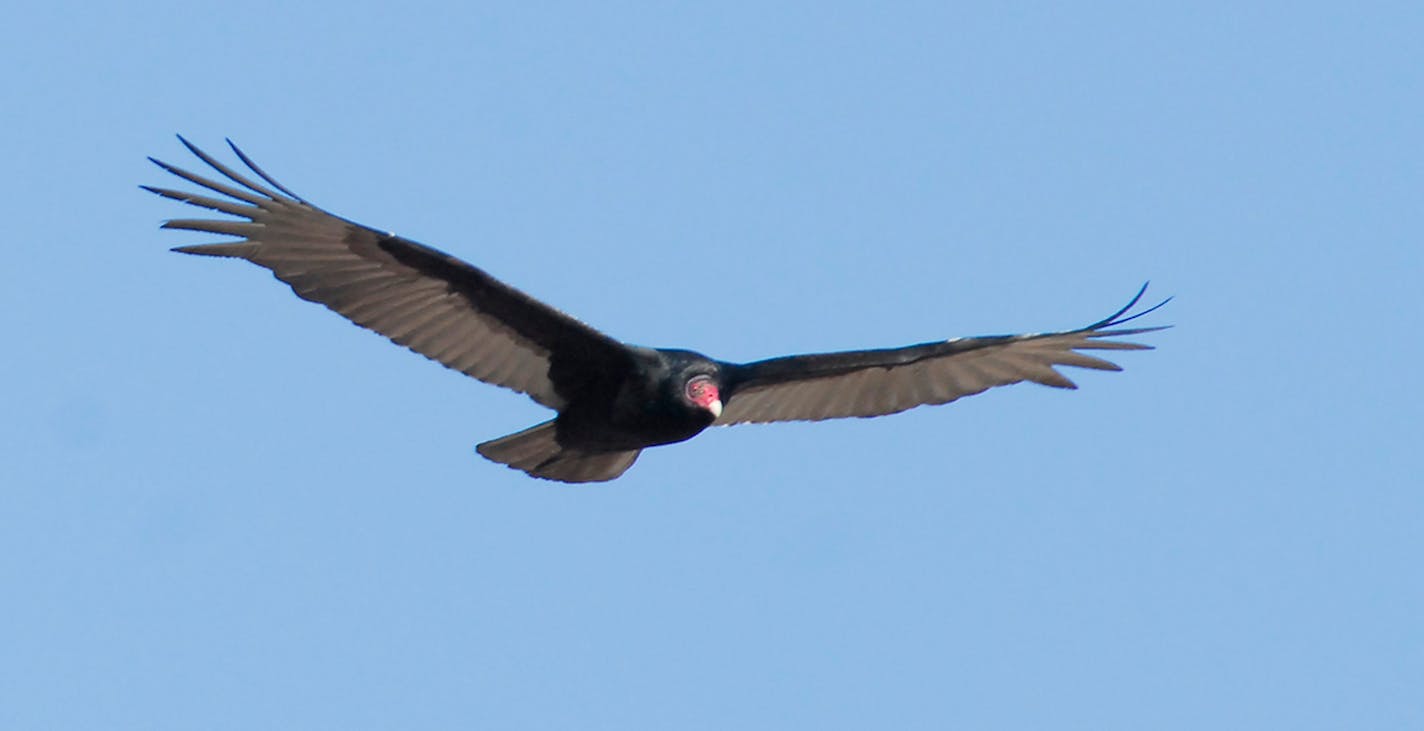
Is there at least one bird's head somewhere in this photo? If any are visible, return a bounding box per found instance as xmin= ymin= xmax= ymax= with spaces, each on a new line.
xmin=683 ymin=374 xmax=723 ymax=419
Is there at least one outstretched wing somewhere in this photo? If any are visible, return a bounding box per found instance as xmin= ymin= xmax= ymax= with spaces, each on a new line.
xmin=716 ymin=285 xmax=1169 ymax=425
xmin=147 ymin=137 xmax=631 ymax=409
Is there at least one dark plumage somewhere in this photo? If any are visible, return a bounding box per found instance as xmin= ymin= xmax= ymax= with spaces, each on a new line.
xmin=149 ymin=138 xmax=1169 ymax=482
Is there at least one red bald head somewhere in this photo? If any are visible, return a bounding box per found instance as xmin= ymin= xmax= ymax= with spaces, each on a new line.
xmin=684 ymin=375 xmax=722 ymax=418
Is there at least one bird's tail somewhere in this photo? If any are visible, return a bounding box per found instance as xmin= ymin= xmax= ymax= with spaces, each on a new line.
xmin=476 ymin=420 xmax=640 ymax=483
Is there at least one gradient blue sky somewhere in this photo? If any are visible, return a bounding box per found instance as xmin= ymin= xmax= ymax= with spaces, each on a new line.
xmin=4 ymin=2 xmax=1421 ymax=729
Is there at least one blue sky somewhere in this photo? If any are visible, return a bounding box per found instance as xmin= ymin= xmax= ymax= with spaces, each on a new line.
xmin=4 ymin=1 xmax=1420 ymax=728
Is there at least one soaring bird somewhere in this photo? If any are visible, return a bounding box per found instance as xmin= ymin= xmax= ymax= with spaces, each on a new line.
xmin=148 ymin=138 xmax=1169 ymax=483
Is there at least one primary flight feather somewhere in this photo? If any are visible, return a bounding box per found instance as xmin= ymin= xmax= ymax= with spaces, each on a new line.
xmin=149 ymin=138 xmax=1169 ymax=483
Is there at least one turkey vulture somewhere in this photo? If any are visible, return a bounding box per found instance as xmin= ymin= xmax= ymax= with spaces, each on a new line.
xmin=148 ymin=138 xmax=1169 ymax=483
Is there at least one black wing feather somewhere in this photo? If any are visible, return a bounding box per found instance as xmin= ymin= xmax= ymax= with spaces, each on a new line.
xmin=149 ymin=137 xmax=630 ymax=409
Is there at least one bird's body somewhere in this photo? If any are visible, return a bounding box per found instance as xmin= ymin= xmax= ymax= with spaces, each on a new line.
xmin=549 ymin=346 xmax=723 ymax=453
xmin=149 ymin=138 xmax=1169 ymax=483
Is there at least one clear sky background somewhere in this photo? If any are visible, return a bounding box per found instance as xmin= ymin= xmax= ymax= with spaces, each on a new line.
xmin=3 ymin=2 xmax=1420 ymax=729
